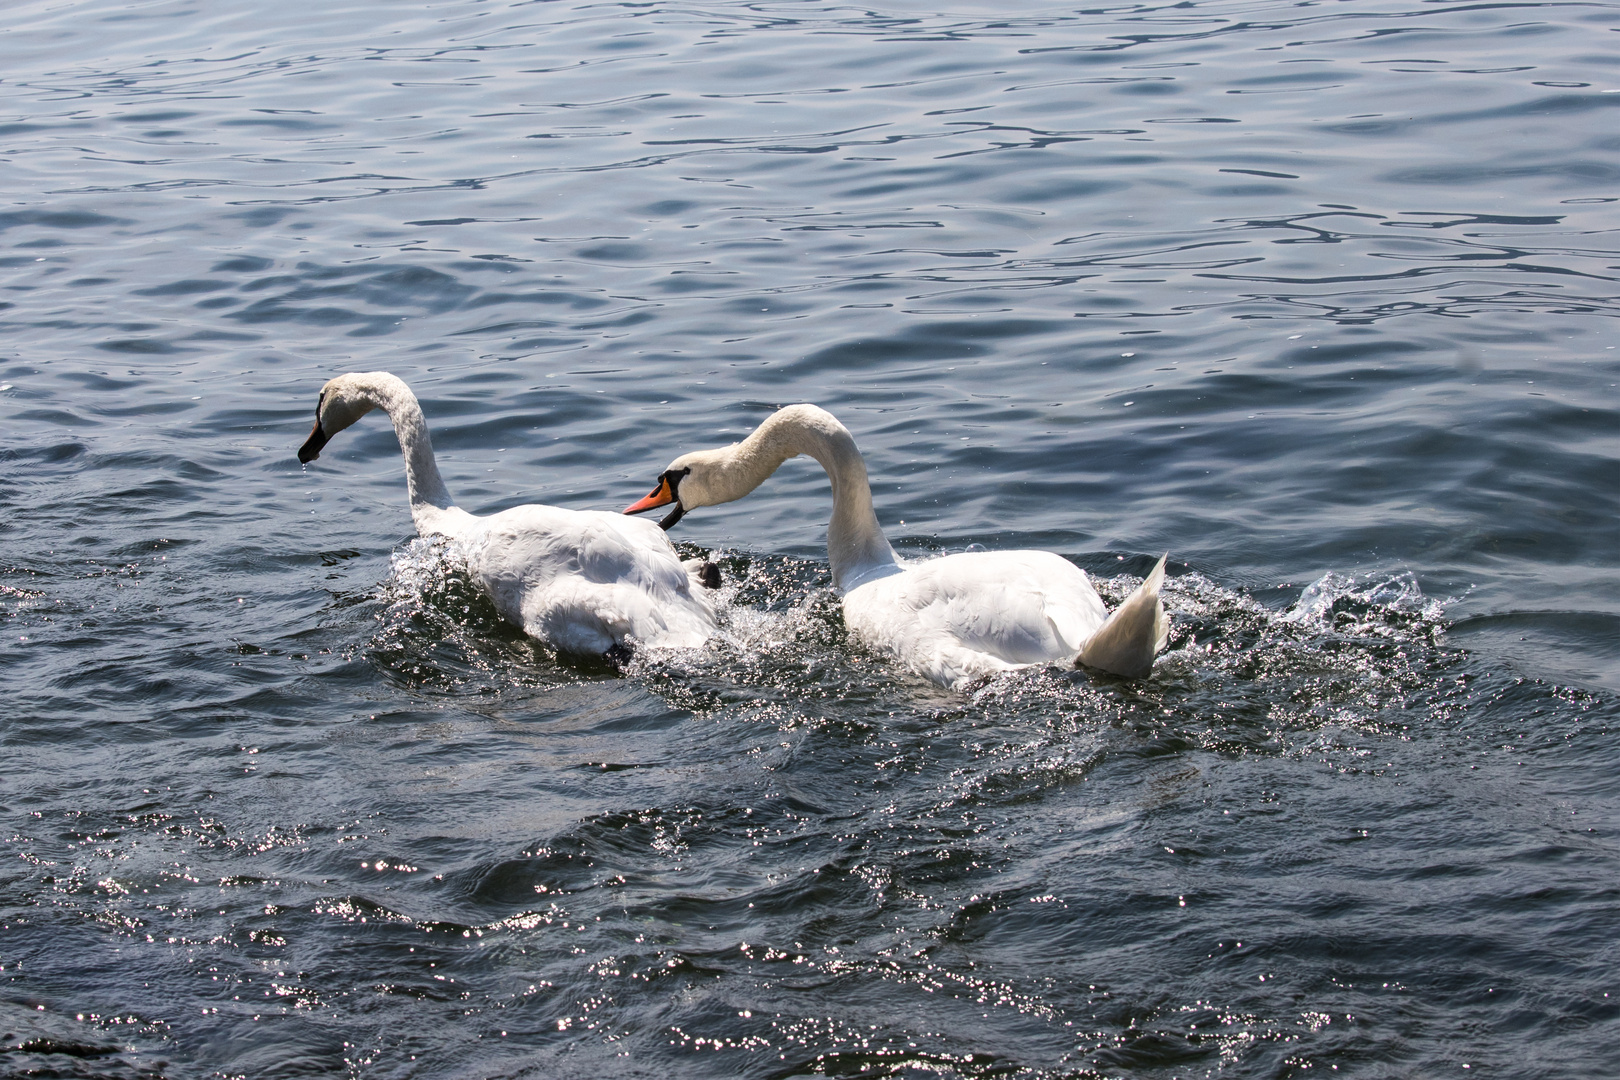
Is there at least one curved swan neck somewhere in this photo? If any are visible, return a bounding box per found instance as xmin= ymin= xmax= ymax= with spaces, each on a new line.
xmin=733 ymin=406 xmax=899 ymax=592
xmin=350 ymin=372 xmax=458 ymax=534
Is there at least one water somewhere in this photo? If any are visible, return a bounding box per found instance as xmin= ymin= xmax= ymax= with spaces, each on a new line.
xmin=2 ymin=0 xmax=1618 ymax=1075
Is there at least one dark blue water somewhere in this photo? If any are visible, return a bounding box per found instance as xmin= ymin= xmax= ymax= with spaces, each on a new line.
xmin=3 ymin=0 xmax=1618 ymax=1076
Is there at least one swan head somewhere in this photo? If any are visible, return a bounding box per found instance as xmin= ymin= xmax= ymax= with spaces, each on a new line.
xmin=623 ymin=446 xmax=740 ymax=531
xmin=297 ymin=374 xmax=381 ymax=464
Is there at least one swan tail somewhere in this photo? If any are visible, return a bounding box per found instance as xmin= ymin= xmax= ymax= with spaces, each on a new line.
xmin=1077 ymin=554 xmax=1168 ymax=679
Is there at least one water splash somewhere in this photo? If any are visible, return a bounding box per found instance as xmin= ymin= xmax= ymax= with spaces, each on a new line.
xmin=1278 ymin=570 xmax=1443 ymax=631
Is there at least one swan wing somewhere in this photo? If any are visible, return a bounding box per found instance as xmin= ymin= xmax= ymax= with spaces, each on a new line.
xmin=845 ymin=550 xmax=1107 ymax=686
xmin=465 ymin=506 xmax=714 ymax=651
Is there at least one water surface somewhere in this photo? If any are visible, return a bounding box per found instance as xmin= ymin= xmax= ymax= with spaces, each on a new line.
xmin=2 ymin=0 xmax=1618 ymax=1076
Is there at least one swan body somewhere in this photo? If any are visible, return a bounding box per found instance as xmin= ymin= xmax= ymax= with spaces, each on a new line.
xmin=625 ymin=404 xmax=1168 ymax=688
xmin=298 ymin=371 xmax=716 ymax=654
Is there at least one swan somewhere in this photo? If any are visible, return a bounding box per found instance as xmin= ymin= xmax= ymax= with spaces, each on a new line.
xmin=624 ymin=404 xmax=1167 ymax=687
xmin=296 ymin=371 xmax=718 ymax=654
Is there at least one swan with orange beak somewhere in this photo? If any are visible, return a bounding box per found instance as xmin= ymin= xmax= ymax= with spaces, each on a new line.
xmin=626 ymin=404 xmax=1168 ymax=687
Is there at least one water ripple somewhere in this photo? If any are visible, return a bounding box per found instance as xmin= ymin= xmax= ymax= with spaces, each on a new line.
xmin=3 ymin=0 xmax=1619 ymax=1075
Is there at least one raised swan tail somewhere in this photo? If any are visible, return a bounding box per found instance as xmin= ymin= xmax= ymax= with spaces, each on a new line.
xmin=1077 ymin=554 xmax=1169 ymax=679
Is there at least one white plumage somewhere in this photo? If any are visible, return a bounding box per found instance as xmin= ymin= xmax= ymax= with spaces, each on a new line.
xmin=298 ymin=371 xmax=715 ymax=654
xmin=625 ymin=404 xmax=1168 ymax=688
xmin=844 ymin=550 xmax=1107 ymax=686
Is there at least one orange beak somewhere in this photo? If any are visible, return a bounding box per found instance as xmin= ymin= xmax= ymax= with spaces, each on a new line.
xmin=624 ymin=473 xmax=688 ymax=530
xmin=624 ymin=475 xmax=676 ymax=516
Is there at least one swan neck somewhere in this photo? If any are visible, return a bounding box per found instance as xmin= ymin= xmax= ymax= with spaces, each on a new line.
xmin=742 ymin=407 xmax=898 ymax=591
xmin=361 ymin=373 xmax=457 ymax=533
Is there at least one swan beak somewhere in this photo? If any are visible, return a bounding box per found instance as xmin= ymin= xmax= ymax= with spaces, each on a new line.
xmin=623 ymin=477 xmax=686 ymax=531
xmin=624 ymin=476 xmax=675 ymax=515
xmin=298 ymin=420 xmax=328 ymax=464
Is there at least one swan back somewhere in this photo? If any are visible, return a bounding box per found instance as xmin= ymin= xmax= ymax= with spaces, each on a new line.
xmin=844 ymin=550 xmax=1108 ymax=687
xmin=467 ymin=506 xmax=714 ymax=651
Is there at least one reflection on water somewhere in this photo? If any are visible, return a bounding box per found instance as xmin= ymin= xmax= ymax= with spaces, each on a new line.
xmin=2 ymin=0 xmax=1618 ymax=1075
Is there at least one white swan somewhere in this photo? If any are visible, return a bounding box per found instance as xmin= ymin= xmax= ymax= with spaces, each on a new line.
xmin=624 ymin=404 xmax=1167 ymax=687
xmin=297 ymin=371 xmax=718 ymax=654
